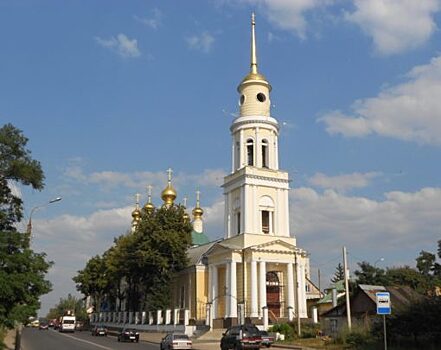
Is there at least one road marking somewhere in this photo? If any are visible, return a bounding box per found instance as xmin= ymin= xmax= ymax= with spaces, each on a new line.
xmin=58 ymin=332 xmax=115 ymax=349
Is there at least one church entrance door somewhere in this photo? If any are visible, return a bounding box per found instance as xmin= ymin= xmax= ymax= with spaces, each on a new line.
xmin=266 ymin=271 xmax=281 ymax=319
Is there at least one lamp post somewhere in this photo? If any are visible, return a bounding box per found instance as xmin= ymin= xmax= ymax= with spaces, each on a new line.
xmin=26 ymin=197 xmax=62 ymax=235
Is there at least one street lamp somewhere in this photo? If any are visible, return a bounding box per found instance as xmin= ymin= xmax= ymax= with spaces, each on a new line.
xmin=26 ymin=197 xmax=62 ymax=235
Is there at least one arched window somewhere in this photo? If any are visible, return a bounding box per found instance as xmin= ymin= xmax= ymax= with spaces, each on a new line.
xmin=259 ymin=196 xmax=274 ymax=234
xmin=261 ymin=139 xmax=268 ymax=168
xmin=246 ymin=138 xmax=254 ymax=166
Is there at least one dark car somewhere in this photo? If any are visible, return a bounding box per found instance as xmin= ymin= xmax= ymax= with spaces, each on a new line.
xmin=160 ymin=333 xmax=192 ymax=350
xmin=259 ymin=331 xmax=274 ymax=348
xmin=91 ymin=325 xmax=108 ymax=336
xmin=220 ymin=324 xmax=262 ymax=350
xmin=38 ymin=323 xmax=49 ymax=330
xmin=117 ymin=328 xmax=139 ymax=343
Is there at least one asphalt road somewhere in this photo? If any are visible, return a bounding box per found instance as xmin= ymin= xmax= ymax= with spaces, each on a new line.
xmin=22 ymin=328 xmax=159 ymax=350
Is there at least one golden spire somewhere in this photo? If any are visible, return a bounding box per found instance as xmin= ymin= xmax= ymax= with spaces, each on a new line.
xmin=143 ymin=185 xmax=155 ymax=214
xmin=161 ymin=168 xmax=177 ymax=206
xmin=192 ymin=190 xmax=204 ymax=219
xmin=131 ymin=193 xmax=141 ymax=228
xmin=250 ymin=12 xmax=257 ymax=75
xmin=239 ymin=12 xmax=270 ymax=88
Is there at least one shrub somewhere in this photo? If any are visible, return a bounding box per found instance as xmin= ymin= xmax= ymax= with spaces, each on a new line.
xmin=268 ymin=323 xmax=294 ymax=340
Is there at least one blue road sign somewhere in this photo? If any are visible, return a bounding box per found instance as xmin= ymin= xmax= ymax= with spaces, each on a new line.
xmin=376 ymin=292 xmax=391 ymax=315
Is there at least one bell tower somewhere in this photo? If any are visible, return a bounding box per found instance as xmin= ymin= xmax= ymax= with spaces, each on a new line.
xmin=223 ymin=13 xmax=291 ymax=240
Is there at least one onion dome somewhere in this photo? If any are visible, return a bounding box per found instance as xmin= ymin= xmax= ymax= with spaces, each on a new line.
xmin=161 ymin=168 xmax=177 ymax=206
xmin=143 ymin=185 xmax=155 ymax=214
xmin=192 ymin=190 xmax=204 ymax=219
xmin=131 ymin=193 xmax=141 ymax=232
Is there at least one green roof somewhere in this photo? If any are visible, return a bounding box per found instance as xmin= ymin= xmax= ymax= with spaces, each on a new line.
xmin=191 ymin=231 xmax=210 ymax=246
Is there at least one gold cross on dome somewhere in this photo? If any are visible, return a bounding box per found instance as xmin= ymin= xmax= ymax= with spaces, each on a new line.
xmin=166 ymin=168 xmax=173 ymax=182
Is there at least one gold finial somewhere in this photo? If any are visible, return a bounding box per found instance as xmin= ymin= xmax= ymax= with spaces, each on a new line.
xmin=192 ymin=190 xmax=204 ymax=219
xmin=131 ymin=193 xmax=142 ymax=223
xmin=183 ymin=197 xmax=188 ymax=207
xmin=144 ymin=185 xmax=155 ymax=213
xmin=161 ymin=168 xmax=177 ymax=206
xmin=239 ymin=12 xmax=270 ymax=88
xmin=251 ymin=12 xmax=257 ymax=74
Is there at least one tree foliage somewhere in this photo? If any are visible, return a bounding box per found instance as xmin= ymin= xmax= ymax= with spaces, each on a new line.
xmin=0 ymin=123 xmax=52 ymax=329
xmin=73 ymin=204 xmax=192 ymax=312
xmin=0 ymin=123 xmax=44 ymax=231
xmin=331 ymin=263 xmax=345 ymax=283
xmin=46 ymin=294 xmax=88 ymax=322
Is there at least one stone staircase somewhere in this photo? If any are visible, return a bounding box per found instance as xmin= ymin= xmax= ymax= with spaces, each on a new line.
xmin=195 ymin=328 xmax=226 ymax=341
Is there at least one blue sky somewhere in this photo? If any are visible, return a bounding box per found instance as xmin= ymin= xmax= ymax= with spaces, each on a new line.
xmin=2 ymin=0 xmax=441 ymax=316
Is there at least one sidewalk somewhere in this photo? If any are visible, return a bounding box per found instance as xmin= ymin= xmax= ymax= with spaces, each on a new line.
xmin=3 ymin=329 xmax=16 ymax=350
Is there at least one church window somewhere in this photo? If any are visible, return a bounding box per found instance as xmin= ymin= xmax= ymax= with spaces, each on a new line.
xmin=246 ymin=139 xmax=254 ymax=166
xmin=236 ymin=211 xmax=241 ymax=234
xmin=262 ymin=210 xmax=270 ymax=234
xmin=261 ymin=139 xmax=268 ymax=168
xmin=239 ymin=95 xmax=245 ymax=105
xmin=257 ymin=92 xmax=266 ymax=102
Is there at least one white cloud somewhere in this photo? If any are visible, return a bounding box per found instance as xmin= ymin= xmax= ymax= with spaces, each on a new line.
xmin=95 ymin=33 xmax=141 ymax=58
xmin=134 ymin=8 xmax=163 ymax=30
xmin=244 ymin=0 xmax=334 ymax=39
xmin=319 ymin=55 xmax=441 ymax=145
xmin=308 ymin=172 xmax=380 ymax=192
xmin=345 ymin=0 xmax=440 ymax=55
xmin=290 ymin=187 xmax=441 ymax=265
xmin=186 ymin=32 xmax=215 ymax=53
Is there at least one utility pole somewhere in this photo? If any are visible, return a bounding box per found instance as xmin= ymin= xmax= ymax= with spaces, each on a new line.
xmin=343 ymin=246 xmax=352 ymax=330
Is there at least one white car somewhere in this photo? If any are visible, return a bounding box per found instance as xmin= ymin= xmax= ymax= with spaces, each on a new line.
xmin=160 ymin=333 xmax=192 ymax=350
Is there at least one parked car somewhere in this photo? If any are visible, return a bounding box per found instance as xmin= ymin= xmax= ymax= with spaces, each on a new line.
xmin=117 ymin=328 xmax=139 ymax=342
xmin=259 ymin=331 xmax=274 ymax=348
xmin=38 ymin=323 xmax=49 ymax=330
xmin=220 ymin=324 xmax=262 ymax=350
xmin=160 ymin=333 xmax=192 ymax=350
xmin=91 ymin=325 xmax=108 ymax=336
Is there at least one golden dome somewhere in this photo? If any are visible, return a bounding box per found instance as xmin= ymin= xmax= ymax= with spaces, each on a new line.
xmin=192 ymin=206 xmax=204 ymax=219
xmin=131 ymin=208 xmax=141 ymax=220
xmin=192 ymin=190 xmax=204 ymax=219
xmin=144 ymin=185 xmax=155 ymax=213
xmin=161 ymin=183 xmax=177 ymax=205
xmin=144 ymin=202 xmax=155 ymax=213
xmin=183 ymin=212 xmax=190 ymax=223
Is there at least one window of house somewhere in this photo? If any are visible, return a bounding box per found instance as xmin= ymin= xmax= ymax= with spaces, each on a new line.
xmin=262 ymin=210 xmax=270 ymax=234
xmin=261 ymin=139 xmax=268 ymax=168
xmin=236 ymin=212 xmax=241 ymax=234
xmin=246 ymin=139 xmax=254 ymax=166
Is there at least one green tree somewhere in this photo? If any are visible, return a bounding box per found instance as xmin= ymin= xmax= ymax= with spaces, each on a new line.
xmin=0 ymin=231 xmax=52 ymax=328
xmin=331 ymin=263 xmax=345 ymax=283
xmin=0 ymin=123 xmax=44 ymax=231
xmin=46 ymin=294 xmax=88 ymax=322
xmin=354 ymin=261 xmax=387 ymax=286
xmin=0 ymin=123 xmax=52 ymax=330
xmin=416 ymin=250 xmax=436 ymax=276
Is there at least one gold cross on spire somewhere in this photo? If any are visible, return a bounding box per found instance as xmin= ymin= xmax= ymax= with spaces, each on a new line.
xmin=166 ymin=168 xmax=173 ymax=182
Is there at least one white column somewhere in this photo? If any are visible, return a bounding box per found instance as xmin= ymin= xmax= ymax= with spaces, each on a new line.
xmin=298 ymin=261 xmax=307 ymax=318
xmin=157 ymin=310 xmax=162 ymax=324
xmin=141 ymin=311 xmax=146 ymax=324
xmin=251 ymin=260 xmax=258 ymax=317
xmin=259 ymin=261 xmax=267 ymax=317
xmin=174 ymin=309 xmax=180 ymax=325
xmin=212 ymin=265 xmax=218 ymax=319
xmin=274 ymin=132 xmax=279 ymax=170
xmin=225 ymin=194 xmax=230 ymax=238
xmin=239 ymin=129 xmax=244 ymax=167
xmin=240 ymin=188 xmax=245 ymax=234
xmin=263 ymin=307 xmax=268 ymax=330
xmin=255 ymin=128 xmax=259 ymax=167
xmin=253 ymin=186 xmax=258 ymax=233
xmin=287 ymin=262 xmax=295 ymax=320
xmin=165 ymin=309 xmax=171 ymax=324
xmin=148 ymin=311 xmax=153 ymax=325
xmin=232 ymin=137 xmax=235 ymax=173
xmin=225 ymin=262 xmax=231 ymax=317
xmin=230 ymin=260 xmax=237 ymax=317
